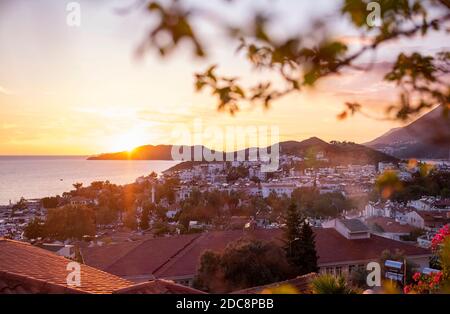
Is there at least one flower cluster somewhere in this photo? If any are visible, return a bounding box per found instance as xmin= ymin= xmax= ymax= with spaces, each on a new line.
xmin=404 ymin=271 xmax=443 ymax=294
xmin=432 ymin=225 xmax=450 ymax=251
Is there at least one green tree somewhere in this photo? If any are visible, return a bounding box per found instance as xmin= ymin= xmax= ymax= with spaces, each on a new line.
xmin=123 ymin=208 xmax=138 ymax=230
xmin=72 ymin=182 xmax=83 ymax=191
xmin=298 ymin=220 xmax=319 ymax=275
xmin=45 ymin=205 xmax=96 ymax=240
xmin=139 ymin=206 xmax=150 ymax=230
xmin=41 ymin=197 xmax=59 ymax=209
xmin=194 ymin=239 xmax=291 ymax=293
xmin=283 ymin=202 xmax=319 ymax=275
xmin=24 ymin=218 xmax=45 ymax=240
xmin=95 ymin=206 xmax=118 ymax=226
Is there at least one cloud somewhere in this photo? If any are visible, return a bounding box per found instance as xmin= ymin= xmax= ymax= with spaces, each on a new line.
xmin=0 ymin=85 xmax=14 ymax=95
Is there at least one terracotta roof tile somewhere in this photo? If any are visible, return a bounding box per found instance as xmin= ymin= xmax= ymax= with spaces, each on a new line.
xmin=83 ymin=229 xmax=430 ymax=281
xmin=366 ymin=217 xmax=416 ymax=234
xmin=113 ymin=279 xmax=206 ymax=294
xmin=0 ymin=238 xmax=132 ymax=294
xmin=82 ymin=234 xmax=200 ymax=279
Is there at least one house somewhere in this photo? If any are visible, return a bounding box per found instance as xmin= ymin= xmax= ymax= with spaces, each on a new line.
xmin=69 ymin=196 xmax=90 ymax=207
xmin=433 ymin=199 xmax=450 ymax=211
xmin=175 ymin=187 xmax=192 ymax=202
xmin=406 ymin=210 xmax=450 ymax=231
xmin=365 ymin=217 xmax=417 ymax=241
xmin=0 ymin=238 xmax=204 ymax=294
xmin=261 ymin=183 xmax=296 ymax=198
xmin=417 ymin=211 xmax=450 ymax=231
xmin=405 ymin=211 xmax=425 ymax=229
xmin=409 ymin=198 xmax=435 ymax=211
xmin=36 ymin=243 xmax=76 ymax=259
xmin=82 ymin=224 xmax=430 ymax=287
xmin=378 ymin=162 xmax=397 ymax=173
xmin=327 ymin=219 xmax=371 ymax=240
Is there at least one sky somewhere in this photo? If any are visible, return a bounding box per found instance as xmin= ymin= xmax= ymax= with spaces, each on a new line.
xmin=0 ymin=0 xmax=448 ymax=155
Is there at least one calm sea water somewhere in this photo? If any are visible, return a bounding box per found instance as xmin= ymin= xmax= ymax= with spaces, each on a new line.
xmin=0 ymin=156 xmax=179 ymax=205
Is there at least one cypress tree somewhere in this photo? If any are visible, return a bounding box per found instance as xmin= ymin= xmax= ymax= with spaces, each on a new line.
xmin=283 ymin=202 xmax=319 ymax=275
xmin=139 ymin=206 xmax=150 ymax=230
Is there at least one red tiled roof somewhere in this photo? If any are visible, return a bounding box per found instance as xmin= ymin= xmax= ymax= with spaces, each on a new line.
xmin=0 ymin=238 xmax=204 ymax=294
xmin=417 ymin=211 xmax=450 ymax=222
xmin=82 ymin=234 xmax=200 ymax=279
xmin=366 ymin=217 xmax=416 ymax=234
xmin=83 ymin=229 xmax=430 ymax=281
xmin=113 ymin=279 xmax=206 ymax=294
xmin=314 ymin=229 xmax=429 ymax=265
xmin=0 ymin=238 xmax=131 ymax=294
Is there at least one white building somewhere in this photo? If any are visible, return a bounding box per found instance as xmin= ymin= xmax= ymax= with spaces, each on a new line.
xmin=261 ymin=183 xmax=296 ymax=198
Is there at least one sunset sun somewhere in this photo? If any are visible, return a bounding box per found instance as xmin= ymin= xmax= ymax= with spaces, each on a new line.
xmin=109 ymin=130 xmax=149 ymax=152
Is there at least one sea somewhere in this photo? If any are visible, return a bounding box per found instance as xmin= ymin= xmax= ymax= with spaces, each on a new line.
xmin=0 ymin=156 xmax=179 ymax=205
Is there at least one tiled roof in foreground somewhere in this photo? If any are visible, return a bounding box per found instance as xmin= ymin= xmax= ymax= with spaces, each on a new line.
xmin=0 ymin=238 xmax=203 ymax=294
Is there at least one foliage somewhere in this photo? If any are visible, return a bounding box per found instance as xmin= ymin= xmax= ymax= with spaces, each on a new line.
xmin=41 ymin=197 xmax=59 ymax=209
xmin=349 ymin=267 xmax=371 ymax=290
xmin=45 ymin=205 xmax=96 ymax=240
xmin=23 ymin=218 xmax=45 ymax=240
xmin=123 ymin=208 xmax=138 ymax=230
xmin=134 ymin=0 xmax=449 ymax=121
xmin=292 ymin=188 xmax=352 ymax=218
xmin=72 ymin=182 xmax=83 ymax=191
xmin=310 ymin=274 xmax=357 ymax=294
xmin=11 ymin=197 xmax=27 ymax=212
xmin=283 ymin=202 xmax=319 ymax=276
xmin=376 ymin=170 xmax=403 ymax=200
xmin=226 ymin=166 xmax=250 ymax=183
xmin=194 ymin=239 xmax=292 ymax=293
xmin=95 ymin=205 xmax=118 ymax=226
xmin=390 ymin=171 xmax=450 ymax=202
xmin=139 ymin=206 xmax=150 ymax=230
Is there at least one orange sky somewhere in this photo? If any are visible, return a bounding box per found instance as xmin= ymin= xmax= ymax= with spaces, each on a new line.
xmin=0 ymin=0 xmax=447 ymax=155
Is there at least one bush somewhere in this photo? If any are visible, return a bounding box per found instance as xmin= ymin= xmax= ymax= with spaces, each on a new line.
xmin=311 ymin=274 xmax=357 ymax=294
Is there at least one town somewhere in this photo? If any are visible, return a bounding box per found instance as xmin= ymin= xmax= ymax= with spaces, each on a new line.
xmin=1 ymin=142 xmax=449 ymax=294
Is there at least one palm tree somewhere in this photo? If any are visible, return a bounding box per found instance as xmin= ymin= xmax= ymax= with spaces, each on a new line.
xmin=311 ymin=274 xmax=357 ymax=294
xmin=73 ymin=182 xmax=83 ymax=191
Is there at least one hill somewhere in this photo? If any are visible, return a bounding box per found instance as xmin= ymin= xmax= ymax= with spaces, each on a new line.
xmin=365 ymin=106 xmax=450 ymax=159
xmin=89 ymin=137 xmax=397 ymax=167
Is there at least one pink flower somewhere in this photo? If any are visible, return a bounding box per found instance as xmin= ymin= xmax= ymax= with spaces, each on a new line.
xmin=432 ymin=226 xmax=450 ymax=250
xmin=404 ymin=285 xmax=411 ymax=294
xmin=433 ymin=272 xmax=443 ymax=284
xmin=413 ymin=272 xmax=421 ymax=282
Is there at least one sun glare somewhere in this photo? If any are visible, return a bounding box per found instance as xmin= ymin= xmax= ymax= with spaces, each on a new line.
xmin=109 ymin=130 xmax=148 ymax=152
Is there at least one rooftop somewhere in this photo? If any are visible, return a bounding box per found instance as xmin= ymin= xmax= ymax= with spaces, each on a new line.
xmin=0 ymin=238 xmax=203 ymax=294
xmin=82 ymin=228 xmax=430 ymax=280
xmin=366 ymin=217 xmax=416 ymax=234
xmin=339 ymin=219 xmax=370 ymax=233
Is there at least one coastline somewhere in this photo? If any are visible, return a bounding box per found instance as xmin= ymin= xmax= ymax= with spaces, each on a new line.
xmin=0 ymin=158 xmax=179 ymax=206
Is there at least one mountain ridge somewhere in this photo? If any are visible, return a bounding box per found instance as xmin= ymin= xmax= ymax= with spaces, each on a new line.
xmin=88 ymin=137 xmax=398 ymax=166
xmin=365 ymin=106 xmax=450 ymax=159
